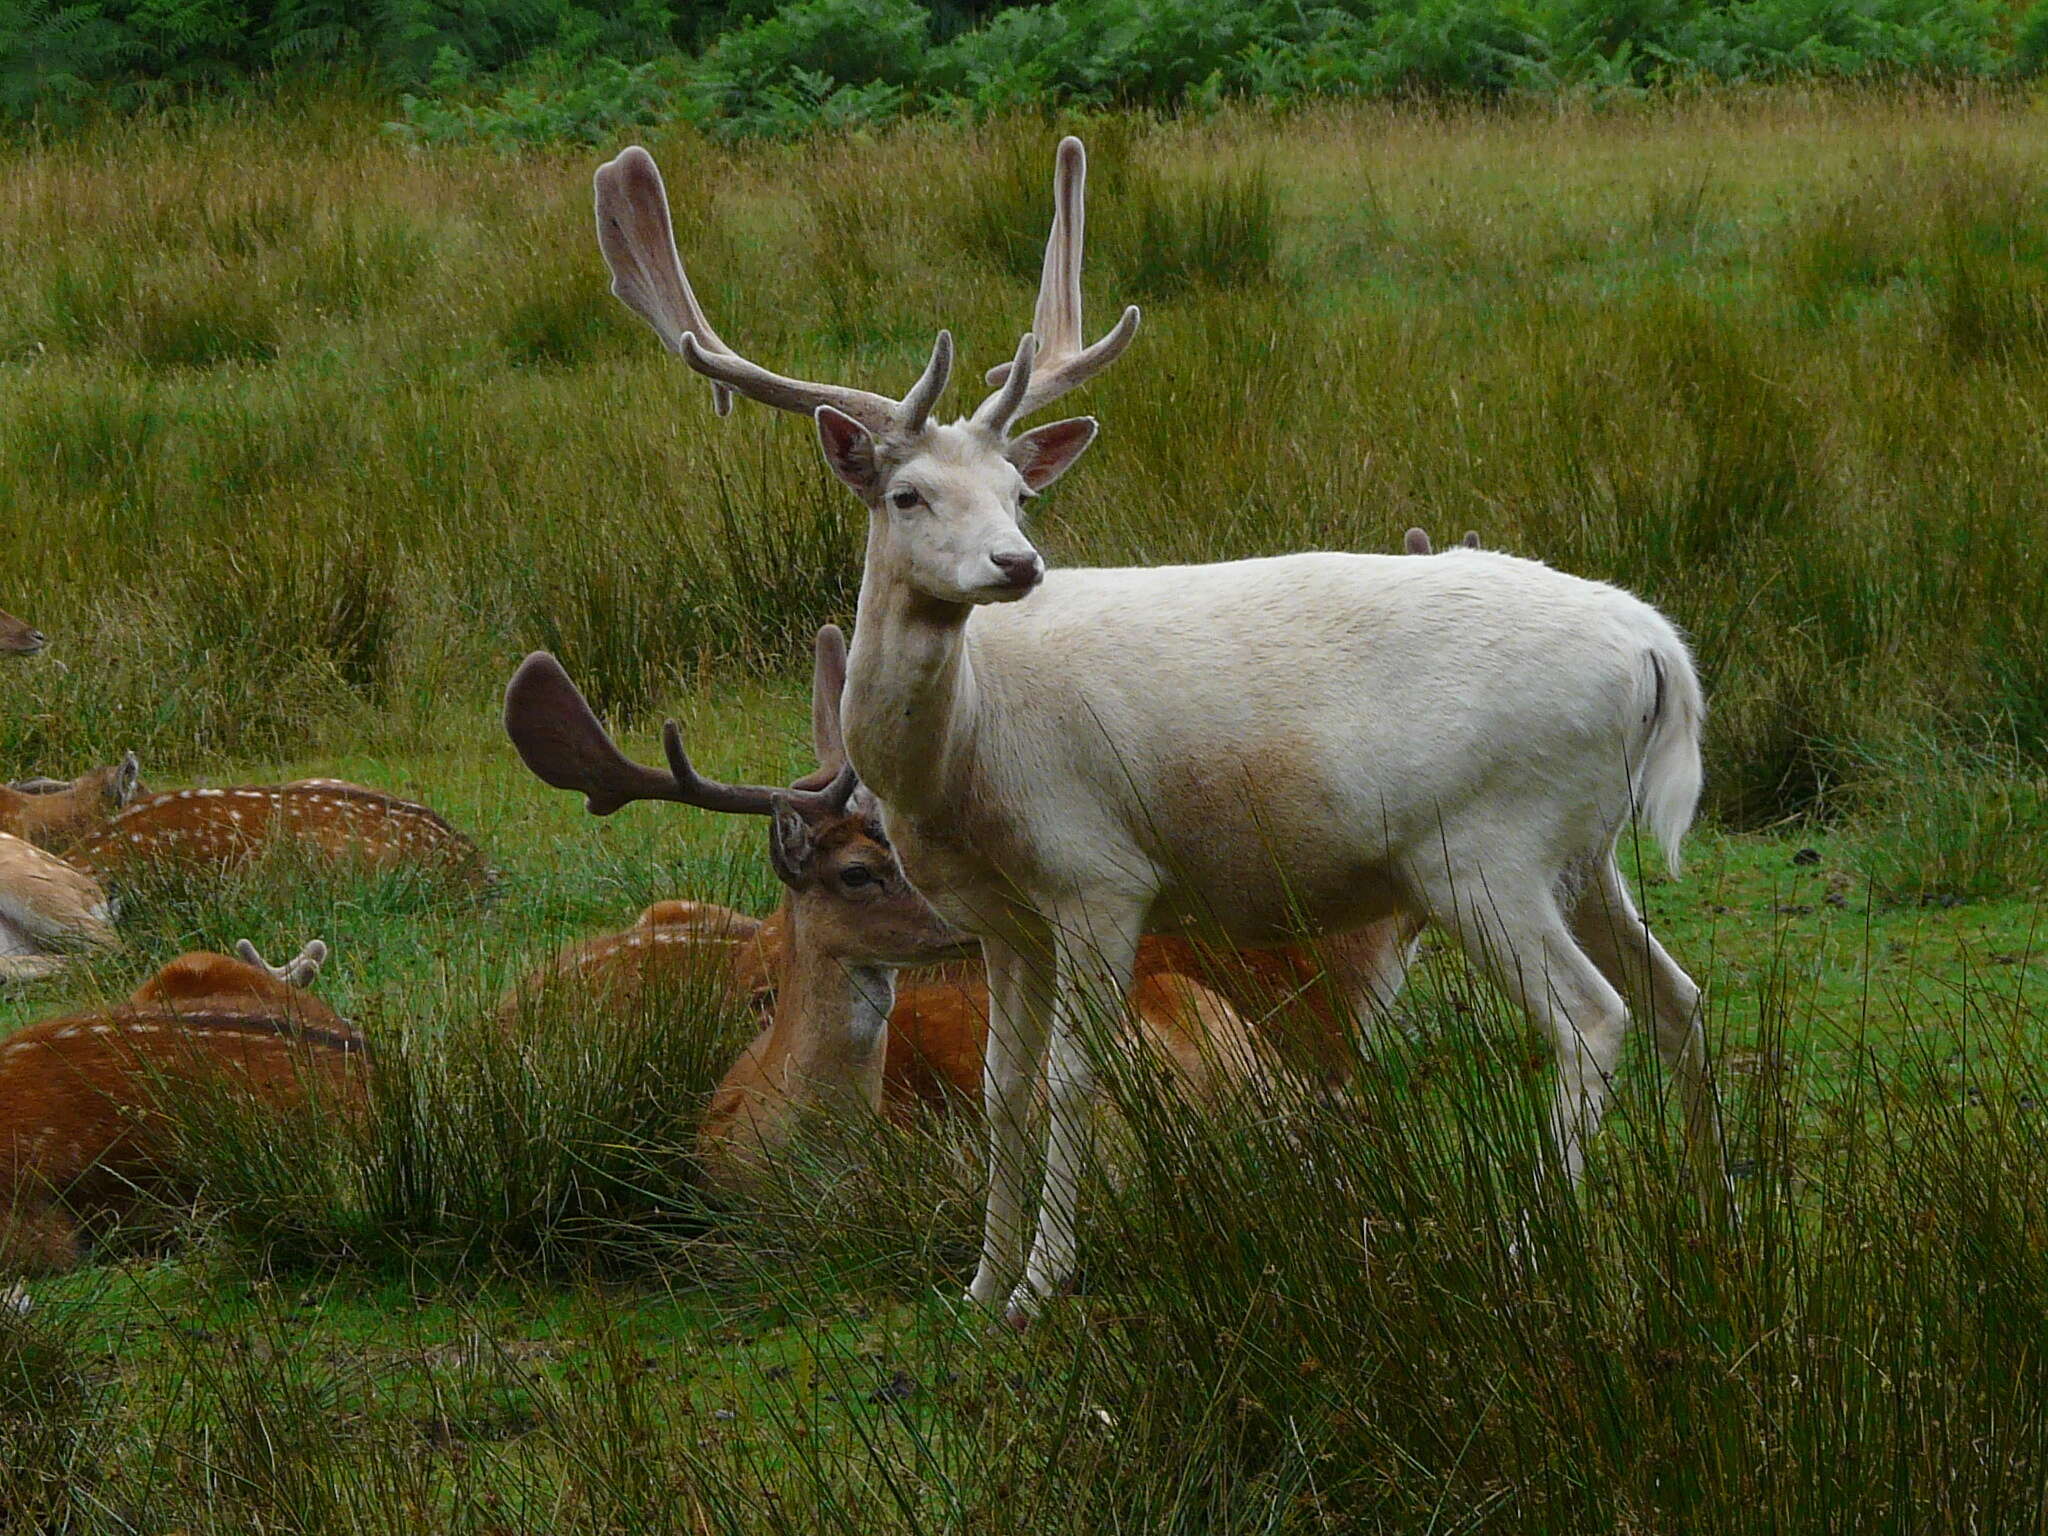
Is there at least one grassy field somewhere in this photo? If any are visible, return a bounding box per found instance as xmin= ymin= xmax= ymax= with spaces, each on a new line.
xmin=2 ymin=89 xmax=2048 ymax=1531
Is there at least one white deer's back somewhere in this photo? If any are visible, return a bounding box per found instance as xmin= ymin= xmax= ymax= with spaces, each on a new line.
xmin=880 ymin=549 xmax=1692 ymax=942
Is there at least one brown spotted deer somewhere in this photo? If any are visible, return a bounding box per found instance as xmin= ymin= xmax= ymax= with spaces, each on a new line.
xmin=505 ymin=628 xmax=1269 ymax=1194
xmin=0 ymin=939 xmax=363 ymax=1274
xmin=63 ymin=781 xmax=489 ymax=891
xmin=0 ymin=754 xmax=143 ymax=850
xmin=501 ymin=898 xmax=782 ymax=1029
xmin=0 ymin=609 xmax=44 ymax=658
xmin=595 ymin=135 xmax=1720 ymax=1317
xmin=0 ymin=833 xmax=119 ymax=984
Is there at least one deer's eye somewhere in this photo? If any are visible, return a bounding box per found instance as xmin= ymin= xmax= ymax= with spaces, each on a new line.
xmin=889 ymin=488 xmax=921 ymax=511
xmin=839 ymin=865 xmax=878 ymax=890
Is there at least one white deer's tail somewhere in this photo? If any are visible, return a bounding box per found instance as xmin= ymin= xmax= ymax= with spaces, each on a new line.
xmin=1634 ymin=640 xmax=1705 ymax=878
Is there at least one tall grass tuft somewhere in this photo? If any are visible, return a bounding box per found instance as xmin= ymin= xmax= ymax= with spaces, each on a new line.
xmin=1121 ymin=160 xmax=1278 ymax=300
xmin=165 ymin=923 xmax=750 ymax=1275
xmin=1 ymin=873 xmax=2038 ymax=1529
xmin=1841 ymin=734 xmax=2048 ymax=905
xmin=0 ymin=1298 xmax=111 ymax=1529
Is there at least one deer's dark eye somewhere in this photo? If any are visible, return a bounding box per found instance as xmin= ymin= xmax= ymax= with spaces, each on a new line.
xmin=839 ymin=865 xmax=878 ymax=890
xmin=890 ymin=488 xmax=920 ymax=510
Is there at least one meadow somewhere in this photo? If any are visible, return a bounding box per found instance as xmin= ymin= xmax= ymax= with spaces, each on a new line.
xmin=2 ymin=89 xmax=2047 ymax=1531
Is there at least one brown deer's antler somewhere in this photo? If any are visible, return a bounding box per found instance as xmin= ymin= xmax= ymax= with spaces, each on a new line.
xmin=1402 ymin=528 xmax=1484 ymax=555
xmin=504 ymin=639 xmax=856 ymax=819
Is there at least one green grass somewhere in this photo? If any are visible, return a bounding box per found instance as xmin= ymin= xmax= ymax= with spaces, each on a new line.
xmin=3 ymin=90 xmax=2048 ymax=1532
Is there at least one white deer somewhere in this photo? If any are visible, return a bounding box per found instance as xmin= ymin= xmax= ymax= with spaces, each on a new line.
xmin=593 ymin=138 xmax=1724 ymax=1319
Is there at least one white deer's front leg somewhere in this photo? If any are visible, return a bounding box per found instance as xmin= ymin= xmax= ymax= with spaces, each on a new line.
xmin=1011 ymin=902 xmax=1142 ymax=1319
xmin=968 ymin=928 xmax=1056 ymax=1309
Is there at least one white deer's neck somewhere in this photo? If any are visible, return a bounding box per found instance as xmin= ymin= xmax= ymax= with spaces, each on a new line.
xmin=842 ymin=523 xmax=980 ymax=815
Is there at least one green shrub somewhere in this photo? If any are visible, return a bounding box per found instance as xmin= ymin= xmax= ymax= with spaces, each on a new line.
xmin=2018 ymin=0 xmax=2048 ymax=74
xmin=390 ymin=51 xmax=686 ymax=147
xmin=1 ymin=0 xmax=2031 ymax=137
xmin=687 ymin=0 xmax=928 ymax=138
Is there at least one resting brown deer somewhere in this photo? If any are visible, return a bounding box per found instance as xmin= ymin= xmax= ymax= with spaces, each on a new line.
xmin=0 ymin=939 xmax=364 ymax=1274
xmin=0 ymin=833 xmax=120 ymax=983
xmin=0 ymin=754 xmax=144 ymax=850
xmin=502 ymin=898 xmax=783 ymax=1028
xmin=0 ymin=609 xmax=45 ymax=657
xmin=505 ymin=627 xmax=1269 ymax=1193
xmin=64 ymin=781 xmax=490 ymax=892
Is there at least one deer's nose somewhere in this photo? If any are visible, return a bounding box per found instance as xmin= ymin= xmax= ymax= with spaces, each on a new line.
xmin=989 ymin=552 xmax=1043 ymax=591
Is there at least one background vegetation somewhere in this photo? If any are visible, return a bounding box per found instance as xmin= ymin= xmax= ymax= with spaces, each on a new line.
xmin=2 ymin=0 xmax=2046 ymax=140
xmin=6 ymin=94 xmax=2048 ymax=833
xmin=2 ymin=88 xmax=2046 ymax=1533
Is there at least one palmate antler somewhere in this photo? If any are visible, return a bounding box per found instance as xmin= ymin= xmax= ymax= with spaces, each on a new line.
xmin=595 ymin=147 xmax=952 ymax=434
xmin=593 ymin=137 xmax=1138 ymax=443
xmin=973 ymin=137 xmax=1141 ymax=436
xmin=503 ymin=627 xmax=856 ymax=820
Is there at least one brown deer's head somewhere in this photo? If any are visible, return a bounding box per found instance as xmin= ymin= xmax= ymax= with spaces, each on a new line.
xmin=505 ymin=625 xmax=969 ymax=970
xmin=0 ymin=753 xmax=144 ymax=851
xmin=0 ymin=609 xmax=45 ymax=657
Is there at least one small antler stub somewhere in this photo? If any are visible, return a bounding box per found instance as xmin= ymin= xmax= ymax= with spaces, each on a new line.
xmin=236 ymin=938 xmax=330 ymax=987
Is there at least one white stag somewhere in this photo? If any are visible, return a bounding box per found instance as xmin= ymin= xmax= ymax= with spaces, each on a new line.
xmin=594 ymin=137 xmax=1723 ymax=1318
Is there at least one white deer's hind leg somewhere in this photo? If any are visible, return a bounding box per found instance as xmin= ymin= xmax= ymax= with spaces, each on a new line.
xmin=968 ymin=928 xmax=1056 ymax=1309
xmin=1012 ymin=902 xmax=1142 ymax=1318
xmin=1437 ymin=876 xmax=1630 ymax=1181
xmin=1569 ymin=857 xmax=1728 ymax=1198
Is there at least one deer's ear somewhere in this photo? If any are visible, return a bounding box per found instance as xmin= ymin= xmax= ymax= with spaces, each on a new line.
xmin=767 ymin=796 xmax=815 ymax=888
xmin=112 ymin=752 xmax=141 ymax=806
xmin=1005 ymin=416 xmax=1097 ymax=492
xmin=816 ymin=406 xmax=881 ymax=496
